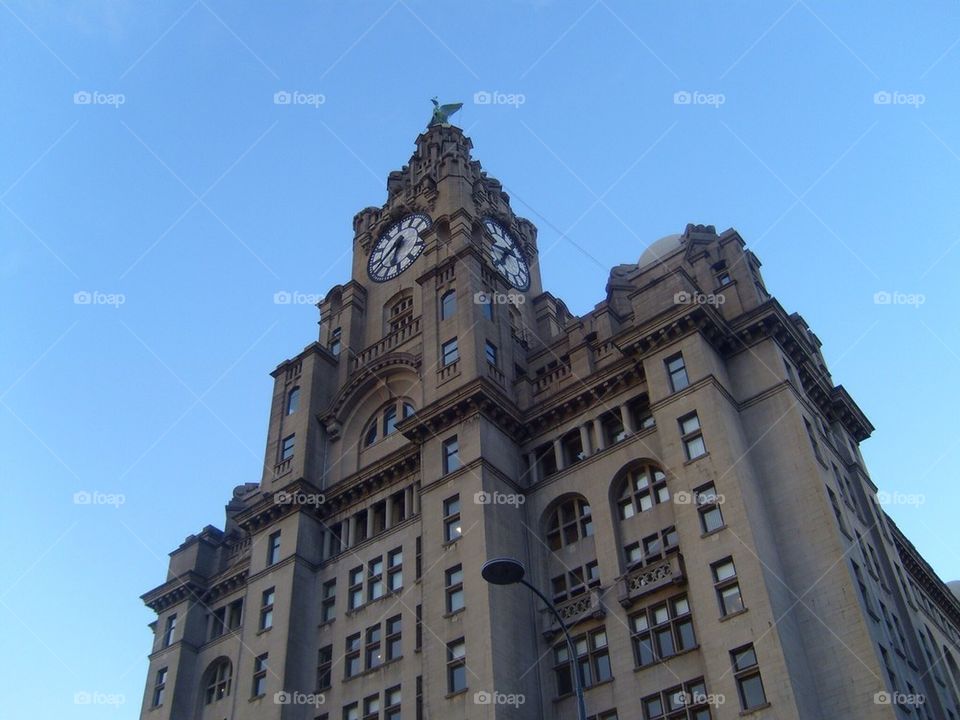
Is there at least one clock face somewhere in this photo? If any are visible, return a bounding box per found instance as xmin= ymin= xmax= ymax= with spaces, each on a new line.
xmin=367 ymin=214 xmax=432 ymax=282
xmin=483 ymin=218 xmax=530 ymax=291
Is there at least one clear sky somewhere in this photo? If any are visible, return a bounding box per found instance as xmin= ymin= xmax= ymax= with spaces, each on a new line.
xmin=2 ymin=1 xmax=959 ymax=717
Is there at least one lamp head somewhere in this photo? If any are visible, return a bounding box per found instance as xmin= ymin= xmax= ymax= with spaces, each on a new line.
xmin=481 ymin=557 xmax=526 ymax=586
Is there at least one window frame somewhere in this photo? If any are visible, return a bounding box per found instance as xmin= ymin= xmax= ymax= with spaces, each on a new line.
xmin=443 ymin=495 xmax=461 ymax=543
xmin=441 ymin=337 xmax=459 ymax=366
xmin=447 ymin=638 xmax=467 ymax=694
xmin=665 ymin=353 xmax=690 ymax=392
xmin=711 ymin=558 xmax=744 ymax=617
xmin=678 ymin=413 xmax=706 ymax=460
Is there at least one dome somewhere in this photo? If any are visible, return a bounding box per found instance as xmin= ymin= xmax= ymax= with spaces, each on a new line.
xmin=948 ymin=580 xmax=960 ymax=602
xmin=638 ymin=233 xmax=684 ymax=268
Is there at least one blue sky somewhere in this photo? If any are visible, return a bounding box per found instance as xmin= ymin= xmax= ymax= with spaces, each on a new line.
xmin=2 ymin=1 xmax=959 ymax=716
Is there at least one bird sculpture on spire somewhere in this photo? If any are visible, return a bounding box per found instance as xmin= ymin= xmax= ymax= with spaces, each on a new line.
xmin=428 ymin=97 xmax=463 ymax=127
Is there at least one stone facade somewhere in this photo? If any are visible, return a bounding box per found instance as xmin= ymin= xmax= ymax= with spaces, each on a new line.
xmin=138 ymin=123 xmax=960 ymax=720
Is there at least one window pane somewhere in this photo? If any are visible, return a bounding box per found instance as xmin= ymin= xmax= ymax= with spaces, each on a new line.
xmin=740 ymin=673 xmax=766 ymax=709
xmin=714 ymin=560 xmax=736 ymax=581
xmin=703 ymin=506 xmax=724 ymax=532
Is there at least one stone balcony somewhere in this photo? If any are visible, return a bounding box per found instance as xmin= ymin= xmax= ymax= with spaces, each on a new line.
xmin=617 ymin=552 xmax=686 ymax=608
xmin=352 ymin=316 xmax=422 ymax=371
xmin=542 ymin=587 xmax=606 ymax=638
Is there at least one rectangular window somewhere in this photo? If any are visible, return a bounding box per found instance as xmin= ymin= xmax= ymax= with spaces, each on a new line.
xmin=443 ymin=494 xmax=461 ymax=542
xmin=252 ymin=653 xmax=268 ymax=697
xmin=385 ymin=685 xmax=402 ymax=720
xmin=162 ymin=614 xmax=177 ymax=648
xmin=447 ymin=638 xmax=467 ymax=694
xmin=415 ymin=604 xmax=423 ymax=651
xmin=349 ymin=566 xmax=364 ymax=609
xmin=642 ymin=678 xmax=712 ymax=719
xmin=665 ymin=353 xmax=689 ymax=392
xmin=281 ymin=433 xmax=295 ymax=461
xmin=553 ymin=628 xmax=612 ymax=696
xmin=695 ymin=483 xmax=724 ymax=533
xmin=387 ymin=547 xmax=403 ymax=592
xmin=804 ymin=418 xmax=824 ymax=463
xmin=321 ymin=578 xmax=336 ymax=623
xmin=485 ymin=340 xmax=498 ymax=366
xmin=267 ymin=530 xmax=281 ymax=565
xmin=551 ymin=562 xmax=601 ymax=603
xmin=209 ymin=606 xmax=226 ymax=639
xmin=227 ymin=598 xmax=243 ymax=629
xmin=368 ymin=557 xmax=385 ymax=602
xmin=630 ymin=594 xmax=696 ymax=667
xmin=329 ymin=327 xmax=341 ymax=357
xmin=317 ymin=644 xmax=333 ymax=690
xmin=345 ymin=632 xmax=361 ymax=678
xmin=446 ymin=564 xmax=465 ymax=613
xmin=260 ymin=587 xmax=275 ymax=630
xmin=679 ymin=412 xmax=706 ymax=460
xmin=731 ymin=644 xmax=767 ymax=710
xmin=365 ymin=623 xmax=383 ymax=669
xmin=441 ymin=337 xmax=459 ymax=366
xmin=386 ymin=614 xmax=402 ymax=661
xmin=712 ymin=558 xmax=744 ymax=616
xmin=152 ymin=667 xmax=167 ymax=707
xmin=415 ymin=535 xmax=422 ymax=579
xmin=343 ymin=703 xmax=358 ymax=720
xmin=363 ymin=694 xmax=380 ymax=720
xmin=442 ymin=436 xmax=460 ymax=474
xmin=416 ymin=676 xmax=423 ymax=720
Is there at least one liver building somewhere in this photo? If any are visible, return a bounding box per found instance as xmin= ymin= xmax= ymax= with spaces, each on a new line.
xmin=139 ymin=115 xmax=960 ymax=719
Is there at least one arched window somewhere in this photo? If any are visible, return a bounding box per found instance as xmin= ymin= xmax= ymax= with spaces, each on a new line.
xmin=204 ymin=659 xmax=232 ymax=705
xmin=383 ymin=405 xmax=398 ymax=436
xmin=617 ymin=463 xmax=669 ymax=519
xmin=286 ymin=386 xmax=300 ymax=415
xmin=388 ymin=294 xmax=414 ymax=333
xmin=362 ymin=399 xmax=416 ymax=449
xmin=364 ymin=421 xmax=378 ymax=448
xmin=440 ymin=289 xmax=457 ymax=321
xmin=546 ymin=497 xmax=593 ymax=550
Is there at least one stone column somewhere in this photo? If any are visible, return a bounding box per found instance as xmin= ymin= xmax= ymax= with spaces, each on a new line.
xmin=366 ymin=508 xmax=375 ymax=539
xmin=384 ymin=496 xmax=394 ymax=530
xmin=340 ymin=522 xmax=349 ymax=553
xmin=347 ymin=515 xmax=357 ymax=548
xmin=412 ymin=482 xmax=421 ymax=514
xmin=553 ymin=437 xmax=565 ymax=471
xmin=620 ymin=404 xmax=635 ymax=434
xmin=526 ymin=451 xmax=539 ymax=484
xmin=593 ymin=418 xmax=606 ymax=451
xmin=322 ymin=530 xmax=332 ymax=559
xmin=404 ymin=486 xmax=413 ymax=519
xmin=579 ymin=424 xmax=592 ymax=458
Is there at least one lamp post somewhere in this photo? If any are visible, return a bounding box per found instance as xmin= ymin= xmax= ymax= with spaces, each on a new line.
xmin=481 ymin=557 xmax=587 ymax=720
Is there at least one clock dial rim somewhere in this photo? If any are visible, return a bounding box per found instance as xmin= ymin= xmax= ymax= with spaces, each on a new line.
xmin=482 ymin=218 xmax=531 ymax=291
xmin=367 ymin=213 xmax=432 ymax=282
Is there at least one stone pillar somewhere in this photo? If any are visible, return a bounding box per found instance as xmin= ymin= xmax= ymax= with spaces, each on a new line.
xmin=366 ymin=508 xmax=375 ymax=539
xmin=579 ymin=424 xmax=592 ymax=458
xmin=593 ymin=418 xmax=606 ymax=451
xmin=412 ymin=482 xmax=421 ymax=515
xmin=526 ymin=451 xmax=539 ymax=484
xmin=348 ymin=515 xmax=357 ymax=548
xmin=340 ymin=522 xmax=348 ymax=553
xmin=620 ymin=404 xmax=635 ymax=434
xmin=384 ymin=496 xmax=394 ymax=530
xmin=553 ymin=437 xmax=565 ymax=471
xmin=322 ymin=530 xmax=332 ymax=559
xmin=404 ymin=486 xmax=413 ymax=519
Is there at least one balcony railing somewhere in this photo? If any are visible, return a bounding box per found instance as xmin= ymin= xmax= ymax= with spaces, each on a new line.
xmin=542 ymin=587 xmax=606 ymax=638
xmin=352 ymin=316 xmax=422 ymax=371
xmin=618 ymin=553 xmax=686 ymax=608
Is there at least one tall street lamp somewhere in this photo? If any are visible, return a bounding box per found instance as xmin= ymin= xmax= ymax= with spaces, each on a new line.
xmin=481 ymin=557 xmax=588 ymax=720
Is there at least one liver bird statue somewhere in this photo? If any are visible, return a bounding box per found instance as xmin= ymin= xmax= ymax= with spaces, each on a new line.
xmin=428 ymin=97 xmax=463 ymax=127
